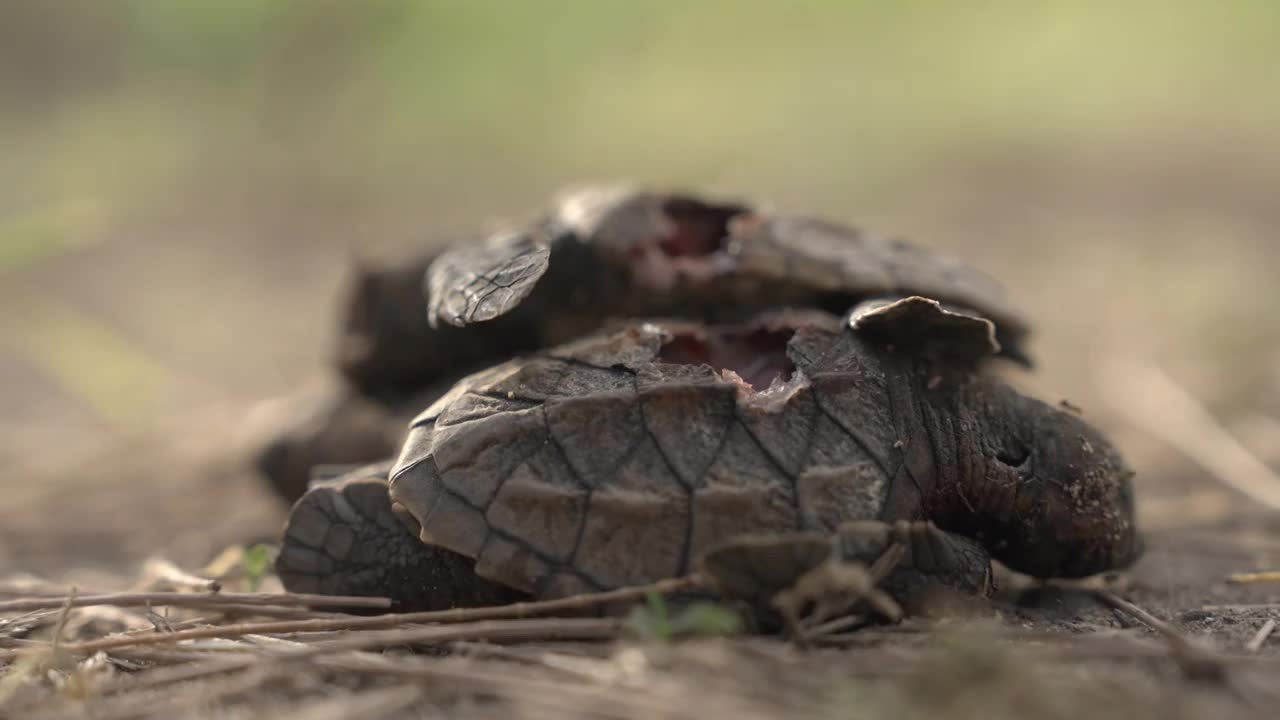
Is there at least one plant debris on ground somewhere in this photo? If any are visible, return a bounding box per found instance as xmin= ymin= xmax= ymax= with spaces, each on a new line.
xmin=3 ymin=539 xmax=1280 ymax=719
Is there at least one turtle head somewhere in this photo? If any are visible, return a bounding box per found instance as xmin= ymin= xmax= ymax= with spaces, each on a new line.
xmin=845 ymin=296 xmax=1140 ymax=578
xmin=959 ymin=384 xmax=1141 ymax=579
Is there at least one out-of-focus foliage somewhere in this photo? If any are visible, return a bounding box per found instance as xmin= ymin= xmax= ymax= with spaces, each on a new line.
xmin=5 ymin=1 xmax=1280 ymax=231
xmin=624 ymin=592 xmax=744 ymax=641
xmin=2 ymin=1 xmax=1278 ymax=470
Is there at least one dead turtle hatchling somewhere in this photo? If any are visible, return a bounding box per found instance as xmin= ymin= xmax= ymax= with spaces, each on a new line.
xmin=277 ymin=298 xmax=1139 ymax=622
xmin=342 ymin=186 xmax=1033 ymax=394
xmin=259 ymin=188 xmax=1033 ymax=503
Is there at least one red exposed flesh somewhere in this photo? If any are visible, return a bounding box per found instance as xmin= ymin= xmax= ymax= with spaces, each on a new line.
xmin=656 ymin=198 xmax=745 ymax=258
xmin=658 ymin=327 xmax=797 ymax=391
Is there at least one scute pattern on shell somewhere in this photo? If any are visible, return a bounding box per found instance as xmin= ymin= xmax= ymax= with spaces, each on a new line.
xmin=427 ymin=230 xmax=551 ymax=327
xmin=388 ymin=313 xmax=907 ymax=596
xmin=272 ymin=186 xmax=1141 ymax=614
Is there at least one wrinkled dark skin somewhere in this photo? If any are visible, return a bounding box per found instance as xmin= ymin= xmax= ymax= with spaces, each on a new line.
xmin=928 ymin=384 xmax=1140 ymax=578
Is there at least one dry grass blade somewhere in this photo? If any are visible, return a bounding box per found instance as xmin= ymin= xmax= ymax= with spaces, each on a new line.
xmin=87 ymin=618 xmax=620 ymax=696
xmin=49 ymin=587 xmax=78 ymax=656
xmin=193 ymin=604 xmax=356 ymax=620
xmin=1245 ymin=619 xmax=1276 ymax=653
xmin=295 ymin=617 xmax=621 ymax=655
xmin=0 ymin=610 xmax=60 ymax=638
xmin=0 ymin=590 xmax=391 ymax=614
xmin=108 ymin=648 xmax=228 ymax=664
xmin=0 ymin=576 xmax=696 ymax=662
xmin=1098 ymin=360 xmax=1280 ymax=511
xmin=1 ymin=618 xmax=622 ymax=719
xmin=33 ymin=665 xmax=281 ymax=720
xmin=1202 ymin=603 xmax=1280 ymax=613
xmin=139 ymin=557 xmax=221 ymax=592
xmin=1093 ymin=590 xmax=1227 ymax=682
xmin=83 ymin=649 xmax=696 ymax=720
xmin=1094 ymin=592 xmax=1186 ymax=644
xmin=1226 ymin=571 xmax=1280 ymax=585
xmin=159 ymin=617 xmax=614 ymax=663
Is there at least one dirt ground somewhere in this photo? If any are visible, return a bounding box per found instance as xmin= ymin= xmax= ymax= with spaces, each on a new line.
xmin=3 ymin=158 xmax=1280 ymax=718
xmin=4 ymin=4 xmax=1280 ymax=717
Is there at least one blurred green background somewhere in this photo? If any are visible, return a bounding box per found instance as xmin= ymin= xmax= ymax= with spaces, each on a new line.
xmin=2 ymin=1 xmax=1278 ymax=519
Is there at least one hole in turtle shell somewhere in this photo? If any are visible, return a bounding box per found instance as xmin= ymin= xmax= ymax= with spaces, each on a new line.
xmin=658 ymin=326 xmax=797 ymax=391
xmin=656 ymin=197 xmax=748 ymax=258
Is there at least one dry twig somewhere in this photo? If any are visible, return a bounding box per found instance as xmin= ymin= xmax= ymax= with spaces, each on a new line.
xmin=1093 ymin=590 xmax=1226 ymax=682
xmin=49 ymin=587 xmax=78 ymax=657
xmin=91 ymin=617 xmax=620 ymax=696
xmin=0 ymin=576 xmax=695 ymax=662
xmin=139 ymin=557 xmax=221 ymax=592
xmin=1245 ymin=619 xmax=1276 ymax=653
xmin=1226 ymin=571 xmax=1280 ymax=585
xmin=0 ymin=590 xmax=391 ymax=615
xmin=1202 ymin=603 xmax=1280 ymax=613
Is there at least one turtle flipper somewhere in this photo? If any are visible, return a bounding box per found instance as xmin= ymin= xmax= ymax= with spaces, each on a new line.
xmin=697 ymin=530 xmax=902 ymax=642
xmin=426 ymin=230 xmax=551 ymax=328
xmin=277 ymin=467 xmax=518 ymax=611
xmin=834 ymin=520 xmax=994 ymax=614
xmin=696 ymin=532 xmax=835 ymax=613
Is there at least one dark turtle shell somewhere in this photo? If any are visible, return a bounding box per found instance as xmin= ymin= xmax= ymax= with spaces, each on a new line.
xmin=385 ymin=299 xmax=1135 ymax=600
xmin=339 ymin=188 xmax=1031 ymax=393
